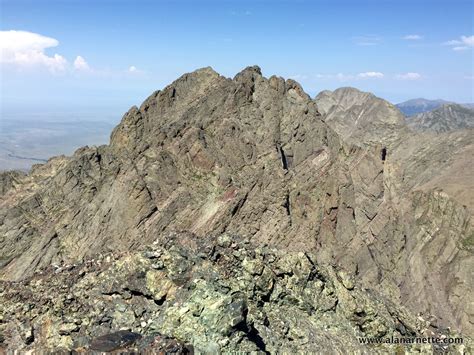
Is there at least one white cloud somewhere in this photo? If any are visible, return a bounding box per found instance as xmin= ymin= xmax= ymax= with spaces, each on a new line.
xmin=443 ymin=35 xmax=474 ymax=51
xmin=335 ymin=73 xmax=354 ymax=81
xmin=0 ymin=30 xmax=67 ymax=73
xmin=335 ymin=73 xmax=352 ymax=80
xmin=127 ymin=65 xmax=146 ymax=76
xmin=316 ymin=73 xmax=354 ymax=81
xmin=73 ymin=55 xmax=90 ymax=71
xmin=357 ymin=72 xmax=384 ymax=78
xmin=352 ymin=35 xmax=382 ymax=46
xmin=395 ymin=72 xmax=422 ymax=80
xmin=463 ymin=35 xmax=474 ymax=46
xmin=289 ymin=74 xmax=308 ymax=80
xmin=403 ymin=34 xmax=423 ymax=40
xmin=444 ymin=40 xmax=460 ymax=45
xmin=316 ymin=72 xmax=384 ymax=81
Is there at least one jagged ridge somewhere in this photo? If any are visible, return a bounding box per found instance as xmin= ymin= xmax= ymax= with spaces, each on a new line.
xmin=0 ymin=67 xmax=473 ymax=351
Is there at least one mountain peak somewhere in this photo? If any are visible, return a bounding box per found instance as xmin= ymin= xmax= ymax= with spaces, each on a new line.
xmin=1 ymin=67 xmax=473 ymax=352
xmin=332 ymin=86 xmax=370 ymax=95
xmin=234 ymin=65 xmax=262 ymax=77
xmin=188 ymin=65 xmax=220 ymax=77
xmin=314 ymin=86 xmax=405 ymax=145
xmin=396 ymin=98 xmax=453 ymax=116
xmin=407 ymin=102 xmax=474 ymax=133
xmin=233 ymin=65 xmax=263 ymax=86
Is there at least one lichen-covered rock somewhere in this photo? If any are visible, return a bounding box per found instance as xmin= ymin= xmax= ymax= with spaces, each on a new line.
xmin=0 ymin=233 xmax=469 ymax=353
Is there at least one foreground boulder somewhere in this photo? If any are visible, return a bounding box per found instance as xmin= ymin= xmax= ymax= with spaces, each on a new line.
xmin=1 ymin=233 xmax=469 ymax=353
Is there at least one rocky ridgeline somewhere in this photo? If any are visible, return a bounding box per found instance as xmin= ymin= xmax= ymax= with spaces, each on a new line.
xmin=0 ymin=66 xmax=473 ymax=352
xmin=0 ymin=232 xmax=467 ymax=353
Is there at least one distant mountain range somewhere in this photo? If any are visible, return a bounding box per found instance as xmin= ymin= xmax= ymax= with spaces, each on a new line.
xmin=406 ymin=103 xmax=474 ymax=133
xmin=396 ymin=98 xmax=474 ymax=116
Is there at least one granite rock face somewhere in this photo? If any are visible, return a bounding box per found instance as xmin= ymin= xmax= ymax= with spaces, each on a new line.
xmin=0 ymin=67 xmax=473 ymax=351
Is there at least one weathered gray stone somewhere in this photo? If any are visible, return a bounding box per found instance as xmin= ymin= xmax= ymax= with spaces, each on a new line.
xmin=0 ymin=67 xmax=473 ymax=352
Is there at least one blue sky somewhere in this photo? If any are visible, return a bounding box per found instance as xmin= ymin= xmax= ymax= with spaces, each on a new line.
xmin=1 ymin=0 xmax=473 ymax=121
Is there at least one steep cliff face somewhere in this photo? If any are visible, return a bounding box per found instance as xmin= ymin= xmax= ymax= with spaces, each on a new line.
xmin=0 ymin=67 xmax=473 ymax=351
xmin=316 ymin=87 xmax=474 ymax=335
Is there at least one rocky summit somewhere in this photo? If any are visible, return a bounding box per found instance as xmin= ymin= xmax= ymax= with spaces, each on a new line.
xmin=0 ymin=66 xmax=473 ymax=353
